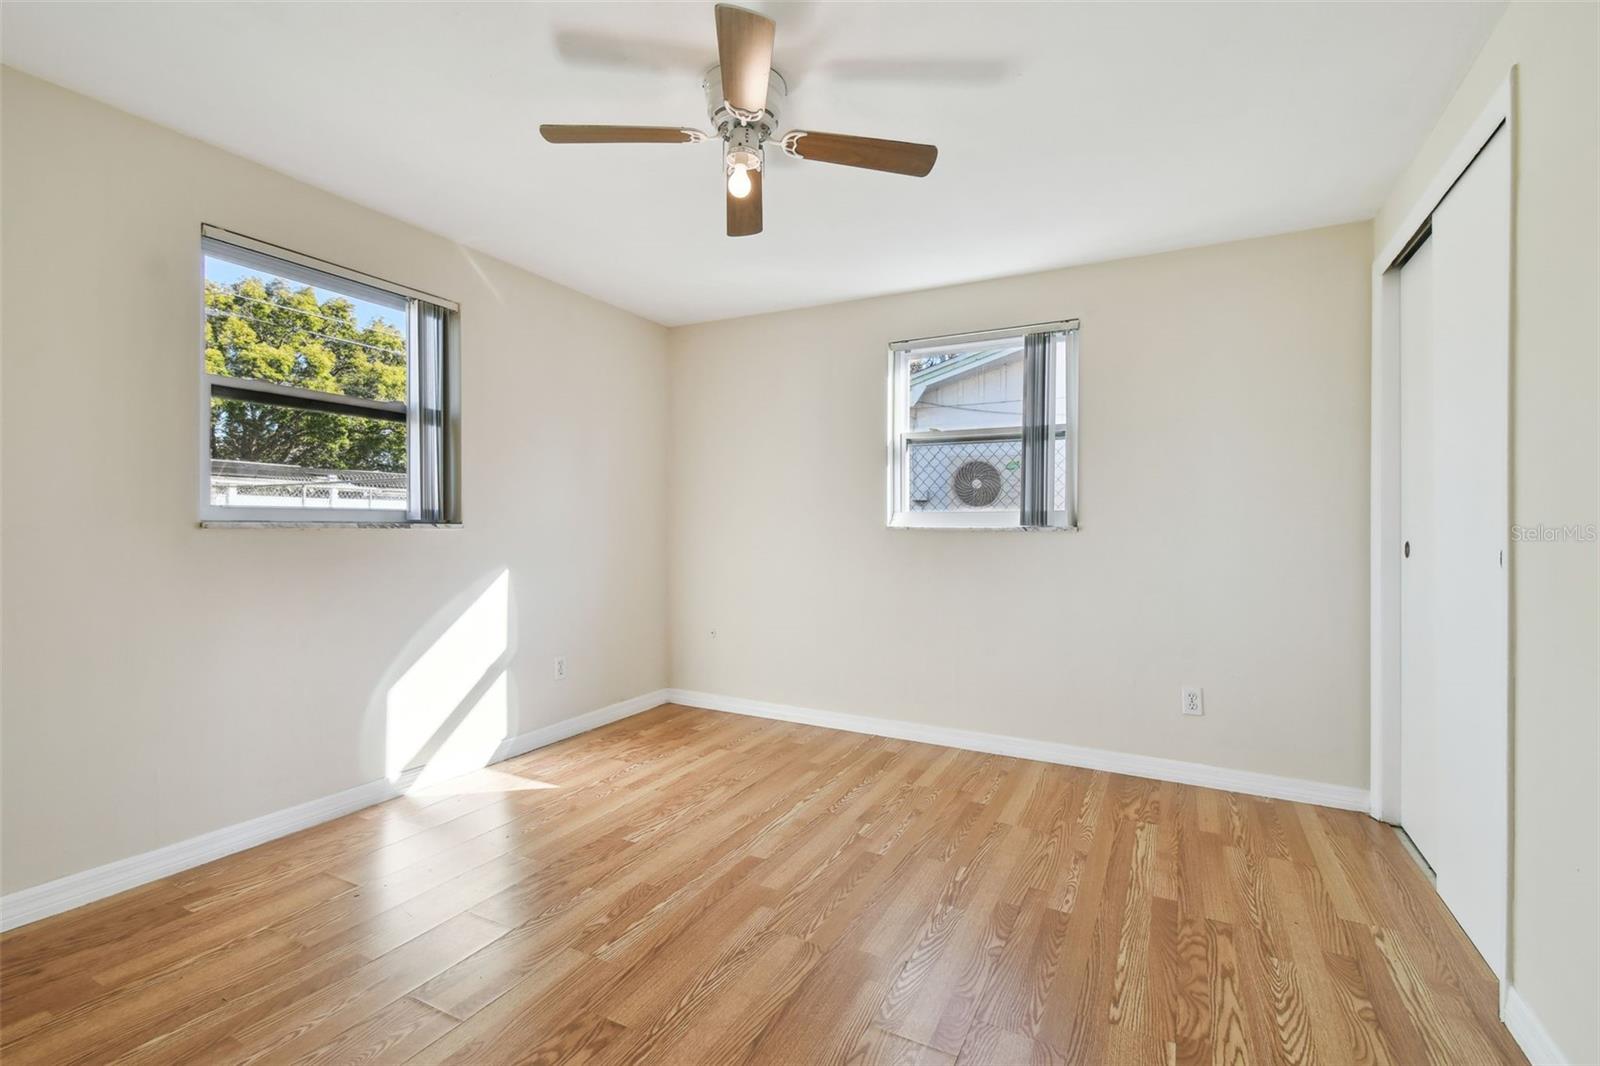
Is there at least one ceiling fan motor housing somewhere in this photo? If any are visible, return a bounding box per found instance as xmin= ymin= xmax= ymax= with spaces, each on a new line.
xmin=704 ymin=64 xmax=786 ymax=141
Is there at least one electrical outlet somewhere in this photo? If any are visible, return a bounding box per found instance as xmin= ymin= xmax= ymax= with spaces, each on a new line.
xmin=710 ymin=628 xmax=718 ymax=640
xmin=1181 ymin=687 xmax=1204 ymax=716
xmin=554 ymin=656 xmax=567 ymax=681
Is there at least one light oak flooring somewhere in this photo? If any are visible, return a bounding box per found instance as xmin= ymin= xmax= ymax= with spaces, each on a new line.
xmin=0 ymin=705 xmax=1525 ymax=1065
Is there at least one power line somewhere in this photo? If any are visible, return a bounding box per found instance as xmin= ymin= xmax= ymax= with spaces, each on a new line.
xmin=204 ymin=283 xmax=388 ymax=330
xmin=913 ymin=399 xmax=1023 ymax=413
xmin=205 ymin=308 xmax=408 ymax=360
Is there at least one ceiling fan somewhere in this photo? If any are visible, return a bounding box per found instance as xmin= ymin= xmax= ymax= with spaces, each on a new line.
xmin=540 ymin=4 xmax=939 ymax=237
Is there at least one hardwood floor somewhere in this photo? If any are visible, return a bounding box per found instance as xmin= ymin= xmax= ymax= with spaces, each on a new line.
xmin=0 ymin=705 xmax=1524 ymax=1065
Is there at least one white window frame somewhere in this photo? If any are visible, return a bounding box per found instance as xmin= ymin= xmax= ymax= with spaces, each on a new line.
xmin=886 ymin=320 xmax=1079 ymax=531
xmin=197 ymin=225 xmax=461 ymax=527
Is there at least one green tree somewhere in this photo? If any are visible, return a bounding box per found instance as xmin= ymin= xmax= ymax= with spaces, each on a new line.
xmin=206 ymin=277 xmax=408 ymax=471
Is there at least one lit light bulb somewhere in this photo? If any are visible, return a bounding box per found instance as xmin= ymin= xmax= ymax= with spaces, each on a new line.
xmin=727 ymin=163 xmax=752 ymax=199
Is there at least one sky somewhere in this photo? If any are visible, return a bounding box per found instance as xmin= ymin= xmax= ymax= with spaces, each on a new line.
xmin=204 ymin=255 xmax=404 ymax=332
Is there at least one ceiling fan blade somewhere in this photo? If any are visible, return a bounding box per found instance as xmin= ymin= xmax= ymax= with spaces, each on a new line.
xmin=539 ymin=124 xmax=703 ymax=144
xmin=714 ymin=5 xmax=775 ymax=116
xmin=782 ymin=131 xmax=938 ymax=177
xmin=727 ymin=168 xmax=763 ymax=237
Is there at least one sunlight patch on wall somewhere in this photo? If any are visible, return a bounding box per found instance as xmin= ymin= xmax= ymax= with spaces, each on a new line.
xmin=408 ymin=671 xmax=509 ymax=789
xmin=385 ymin=570 xmax=510 ymax=781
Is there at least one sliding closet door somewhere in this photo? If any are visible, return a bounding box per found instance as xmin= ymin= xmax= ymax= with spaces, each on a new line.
xmin=1398 ymin=238 xmax=1441 ymax=869
xmin=1398 ymin=124 xmax=1510 ymax=977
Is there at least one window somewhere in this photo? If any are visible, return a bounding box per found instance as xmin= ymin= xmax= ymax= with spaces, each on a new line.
xmin=199 ymin=226 xmax=458 ymax=524
xmin=888 ymin=321 xmax=1078 ymax=530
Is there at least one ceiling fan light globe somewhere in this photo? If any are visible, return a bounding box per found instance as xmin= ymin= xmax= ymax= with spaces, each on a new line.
xmin=727 ymin=163 xmax=753 ymax=199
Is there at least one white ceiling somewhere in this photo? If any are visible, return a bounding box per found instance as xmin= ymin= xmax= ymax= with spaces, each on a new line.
xmin=3 ymin=2 xmax=1502 ymax=326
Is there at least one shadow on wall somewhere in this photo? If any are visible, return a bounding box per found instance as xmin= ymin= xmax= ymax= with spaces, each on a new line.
xmin=364 ymin=568 xmax=523 ymax=792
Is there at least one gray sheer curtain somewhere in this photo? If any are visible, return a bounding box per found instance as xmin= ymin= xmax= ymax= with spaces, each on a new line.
xmin=1018 ymin=330 xmax=1056 ymax=528
xmin=409 ymin=300 xmax=451 ymax=523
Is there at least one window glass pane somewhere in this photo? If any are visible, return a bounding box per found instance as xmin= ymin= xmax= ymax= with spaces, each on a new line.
xmin=1053 ymin=335 xmax=1070 ymax=512
xmin=908 ymin=437 xmax=1022 ymax=512
xmin=204 ymin=251 xmax=409 ymax=401
xmin=907 ymin=344 xmax=1024 ymax=432
xmin=209 ymin=398 xmax=407 ymax=511
xmin=1053 ymin=434 xmax=1069 ymax=513
xmin=904 ymin=341 xmax=1026 ymax=513
xmin=1053 ymin=335 xmax=1068 ymax=427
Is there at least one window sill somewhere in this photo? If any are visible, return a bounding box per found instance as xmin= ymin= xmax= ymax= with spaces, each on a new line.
xmin=888 ymin=517 xmax=1079 ymax=532
xmin=199 ymin=520 xmax=462 ymax=530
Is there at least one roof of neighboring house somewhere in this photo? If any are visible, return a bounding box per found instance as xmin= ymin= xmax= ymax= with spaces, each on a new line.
xmin=210 ymin=458 xmax=406 ymax=489
xmin=908 ymin=345 xmax=1022 ymax=404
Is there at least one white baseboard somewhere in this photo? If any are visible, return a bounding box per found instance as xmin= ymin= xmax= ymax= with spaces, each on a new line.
xmin=1503 ymin=985 xmax=1570 ymax=1066
xmin=489 ymin=689 xmax=671 ymax=766
xmin=667 ymin=688 xmax=1369 ymax=812
xmin=0 ymin=689 xmax=671 ymax=933
xmin=0 ymin=773 xmax=401 ymax=934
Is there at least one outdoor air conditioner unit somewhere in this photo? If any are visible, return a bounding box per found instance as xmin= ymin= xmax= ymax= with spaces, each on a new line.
xmin=951 ymin=459 xmax=1003 ymax=507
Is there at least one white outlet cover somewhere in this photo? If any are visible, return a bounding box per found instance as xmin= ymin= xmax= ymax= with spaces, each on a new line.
xmin=554 ymin=656 xmax=567 ymax=680
xmin=1182 ymin=687 xmax=1204 ymax=716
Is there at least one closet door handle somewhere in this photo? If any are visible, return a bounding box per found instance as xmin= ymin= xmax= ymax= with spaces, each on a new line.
xmin=1404 ymin=541 xmax=1411 ymax=558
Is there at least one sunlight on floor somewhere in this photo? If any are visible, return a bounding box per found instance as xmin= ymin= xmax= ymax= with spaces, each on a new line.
xmin=406 ymin=766 xmax=560 ymax=798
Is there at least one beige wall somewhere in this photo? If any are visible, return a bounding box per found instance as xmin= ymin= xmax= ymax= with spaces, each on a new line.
xmin=668 ymin=223 xmax=1373 ymax=789
xmin=1374 ymin=4 xmax=1599 ymax=1060
xmin=0 ymin=70 xmax=671 ymax=894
